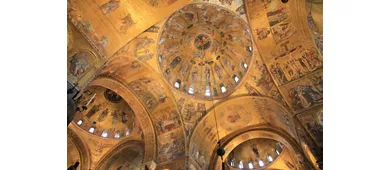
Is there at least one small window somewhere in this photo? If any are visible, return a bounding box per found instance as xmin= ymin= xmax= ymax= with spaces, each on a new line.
xmin=126 ymin=129 xmax=131 ymax=136
xmin=101 ymin=130 xmax=108 ymax=138
xmin=247 ymin=46 xmax=252 ymax=52
xmin=266 ymin=154 xmax=273 ymax=162
xmin=258 ymin=160 xmax=265 ymax=167
xmin=230 ymin=160 xmax=235 ymax=166
xmin=77 ymin=120 xmax=83 ymax=125
xmin=188 ymin=85 xmax=194 ymax=94
xmin=248 ymin=162 xmax=254 ymax=169
xmin=233 ymin=75 xmax=239 ymax=83
xmin=221 ymin=85 xmax=227 ymax=93
xmin=275 ymin=149 xmax=280 ymax=155
xmin=158 ymin=55 xmax=163 ymax=62
xmin=205 ymin=86 xmax=211 ymax=96
xmin=174 ymin=80 xmax=181 ymax=88
xmin=242 ymin=62 xmax=248 ymax=69
xmin=159 ymin=38 xmax=164 ymax=44
xmin=278 ymin=142 xmax=284 ymax=149
xmin=238 ymin=161 xmax=244 ymax=169
xmin=114 ymin=131 xmax=120 ymax=138
xmin=88 ymin=127 xmax=95 ymax=133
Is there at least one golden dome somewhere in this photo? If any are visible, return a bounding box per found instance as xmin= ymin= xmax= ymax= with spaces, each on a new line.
xmin=158 ymin=3 xmax=254 ymax=99
xmin=72 ymin=86 xmax=139 ymax=139
xmin=226 ymin=138 xmax=284 ymax=169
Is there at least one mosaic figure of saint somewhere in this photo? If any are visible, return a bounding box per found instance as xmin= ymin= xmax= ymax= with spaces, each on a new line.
xmin=98 ymin=108 xmax=109 ymax=122
xmin=120 ymin=111 xmax=128 ymax=123
xmin=69 ymin=53 xmax=89 ymax=77
xmin=86 ymin=104 xmax=102 ymax=118
xmin=100 ymin=0 xmax=120 ymax=15
xmin=191 ymin=67 xmax=198 ymax=81
xmin=255 ymin=28 xmax=271 ymax=40
xmin=111 ymin=110 xmax=119 ymax=125
xmin=205 ymin=67 xmax=211 ymax=84
xmin=119 ymin=14 xmax=134 ymax=35
xmin=98 ymin=36 xmax=108 ymax=50
xmin=170 ymin=56 xmax=181 ymax=69
xmin=214 ymin=64 xmax=223 ymax=80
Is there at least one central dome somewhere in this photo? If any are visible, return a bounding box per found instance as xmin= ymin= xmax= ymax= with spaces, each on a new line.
xmin=158 ymin=3 xmax=254 ymax=99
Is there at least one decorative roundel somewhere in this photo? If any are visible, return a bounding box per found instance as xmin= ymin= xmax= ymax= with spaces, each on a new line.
xmin=158 ymin=3 xmax=254 ymax=99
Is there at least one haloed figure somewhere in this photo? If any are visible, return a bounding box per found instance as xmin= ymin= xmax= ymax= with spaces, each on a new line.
xmin=100 ymin=0 xmax=120 ymax=15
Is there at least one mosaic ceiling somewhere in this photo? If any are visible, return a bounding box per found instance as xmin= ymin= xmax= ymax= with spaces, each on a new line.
xmin=72 ymin=86 xmax=141 ymax=139
xmin=101 ymin=147 xmax=144 ymax=170
xmin=226 ymin=138 xmax=284 ymax=169
xmin=158 ymin=3 xmax=253 ymax=99
xmin=67 ymin=0 xmax=323 ymax=169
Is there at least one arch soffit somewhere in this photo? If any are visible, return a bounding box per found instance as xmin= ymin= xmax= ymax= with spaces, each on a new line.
xmin=94 ymin=140 xmax=145 ymax=170
xmin=212 ymin=129 xmax=300 ymax=170
xmin=189 ymin=95 xmax=296 ymax=144
xmin=67 ymin=127 xmax=92 ymax=170
xmin=188 ymin=96 xmax=298 ymax=168
xmin=212 ymin=124 xmax=311 ymax=167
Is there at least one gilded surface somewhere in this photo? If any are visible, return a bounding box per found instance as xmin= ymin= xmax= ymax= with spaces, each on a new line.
xmin=158 ymin=3 xmax=254 ymax=100
xmin=72 ymin=86 xmax=143 ymax=140
xmin=67 ymin=0 xmax=192 ymax=58
xmin=67 ymin=0 xmax=323 ymax=169
xmin=189 ymin=96 xmax=297 ymax=169
xmin=225 ymin=138 xmax=285 ymax=169
xmin=245 ymin=0 xmax=323 ymax=113
xmin=67 ymin=21 xmax=105 ymax=88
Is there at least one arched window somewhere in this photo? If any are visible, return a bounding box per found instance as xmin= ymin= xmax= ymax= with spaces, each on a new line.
xmin=101 ymin=130 xmax=108 ymax=138
xmin=266 ymin=154 xmax=273 ymax=163
xmin=220 ymin=84 xmax=227 ymax=93
xmin=77 ymin=119 xmax=83 ymax=125
xmin=174 ymin=80 xmax=181 ymax=88
xmin=188 ymin=85 xmax=194 ymax=94
xmin=247 ymin=46 xmax=253 ymax=52
xmin=238 ymin=160 xmax=244 ymax=169
xmin=278 ymin=142 xmax=284 ymax=149
xmin=159 ymin=38 xmax=164 ymax=45
xmin=125 ymin=128 xmax=131 ymax=136
xmin=158 ymin=55 xmax=163 ymax=62
xmin=114 ymin=131 xmax=120 ymax=138
xmin=230 ymin=159 xmax=235 ymax=166
xmin=242 ymin=62 xmax=248 ymax=69
xmin=233 ymin=75 xmax=239 ymax=83
xmin=205 ymin=86 xmax=211 ymax=96
xmin=275 ymin=148 xmax=280 ymax=155
xmin=258 ymin=159 xmax=265 ymax=167
xmin=248 ymin=162 xmax=254 ymax=169
xmin=88 ymin=127 xmax=95 ymax=133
